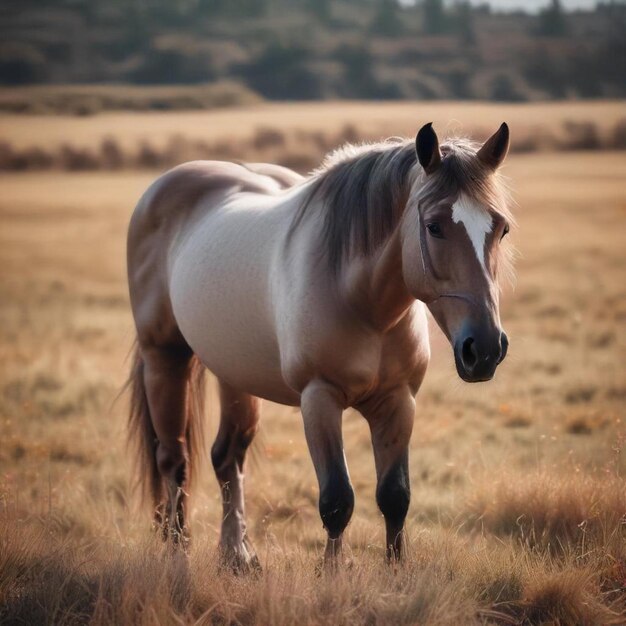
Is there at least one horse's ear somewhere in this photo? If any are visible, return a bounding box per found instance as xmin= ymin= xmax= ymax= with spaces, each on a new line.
xmin=477 ymin=122 xmax=509 ymax=170
xmin=416 ymin=123 xmax=441 ymax=175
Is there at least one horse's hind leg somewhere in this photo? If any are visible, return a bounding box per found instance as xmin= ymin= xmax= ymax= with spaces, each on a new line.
xmin=142 ymin=343 xmax=194 ymax=548
xmin=211 ymin=380 xmax=260 ymax=571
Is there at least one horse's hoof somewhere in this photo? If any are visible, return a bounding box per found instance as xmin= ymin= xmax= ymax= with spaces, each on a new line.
xmin=246 ymin=553 xmax=263 ymax=575
xmin=219 ymin=545 xmax=262 ymax=576
xmin=154 ymin=524 xmax=191 ymax=554
xmin=152 ymin=504 xmax=169 ymax=542
xmin=315 ymin=554 xmax=351 ymax=576
xmin=168 ymin=530 xmax=191 ymax=554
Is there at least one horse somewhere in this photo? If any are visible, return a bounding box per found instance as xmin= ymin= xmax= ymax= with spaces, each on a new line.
xmin=126 ymin=122 xmax=514 ymax=569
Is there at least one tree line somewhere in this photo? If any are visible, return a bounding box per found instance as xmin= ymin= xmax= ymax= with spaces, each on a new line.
xmin=1 ymin=0 xmax=624 ymax=102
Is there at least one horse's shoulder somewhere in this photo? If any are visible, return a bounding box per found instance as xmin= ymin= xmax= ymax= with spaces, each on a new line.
xmin=378 ymin=304 xmax=430 ymax=394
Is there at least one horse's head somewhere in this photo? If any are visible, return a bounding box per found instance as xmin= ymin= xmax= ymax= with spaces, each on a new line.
xmin=402 ymin=123 xmax=514 ymax=383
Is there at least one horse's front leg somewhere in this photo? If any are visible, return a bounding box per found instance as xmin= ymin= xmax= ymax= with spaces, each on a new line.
xmin=301 ymin=380 xmax=354 ymax=565
xmin=359 ymin=387 xmax=415 ymax=561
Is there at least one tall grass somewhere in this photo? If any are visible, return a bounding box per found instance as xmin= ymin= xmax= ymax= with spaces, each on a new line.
xmin=2 ymin=470 xmax=625 ymax=625
xmin=465 ymin=471 xmax=626 ymax=552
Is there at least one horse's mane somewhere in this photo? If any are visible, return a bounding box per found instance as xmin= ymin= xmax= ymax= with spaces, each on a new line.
xmin=291 ymin=136 xmax=515 ymax=279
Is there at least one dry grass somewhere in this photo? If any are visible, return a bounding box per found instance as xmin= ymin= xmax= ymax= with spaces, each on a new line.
xmin=0 ymin=101 xmax=623 ymax=173
xmin=2 ymin=511 xmax=624 ymax=625
xmin=0 ymin=83 xmax=262 ymax=116
xmin=0 ymin=99 xmax=624 ymax=152
xmin=465 ymin=471 xmax=626 ymax=552
xmin=1 ymin=116 xmax=625 ymax=173
xmin=0 ymin=115 xmax=625 ymax=623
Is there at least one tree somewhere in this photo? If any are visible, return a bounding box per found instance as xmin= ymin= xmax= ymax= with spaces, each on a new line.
xmin=234 ymin=43 xmax=320 ymax=100
xmin=423 ymin=0 xmax=447 ymax=34
xmin=451 ymin=1 xmax=475 ymax=45
xmin=307 ymin=0 xmax=332 ymax=22
xmin=371 ymin=0 xmax=403 ymax=36
xmin=197 ymin=0 xmax=268 ymax=18
xmin=538 ymin=0 xmax=567 ymax=37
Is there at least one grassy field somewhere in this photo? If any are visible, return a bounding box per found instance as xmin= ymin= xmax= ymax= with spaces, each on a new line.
xmin=0 ymin=116 xmax=625 ymax=622
xmin=1 ymin=100 xmax=625 ymax=174
xmin=3 ymin=101 xmax=625 ymax=149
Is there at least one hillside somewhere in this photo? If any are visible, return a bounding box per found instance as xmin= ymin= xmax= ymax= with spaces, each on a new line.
xmin=1 ymin=0 xmax=625 ymax=103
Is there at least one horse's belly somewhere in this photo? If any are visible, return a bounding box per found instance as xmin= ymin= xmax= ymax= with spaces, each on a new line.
xmin=168 ymin=208 xmax=299 ymax=406
xmin=202 ymin=349 xmax=299 ymax=406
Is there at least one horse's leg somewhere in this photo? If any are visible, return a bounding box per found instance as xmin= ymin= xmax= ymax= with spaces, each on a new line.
xmin=359 ymin=387 xmax=415 ymax=561
xmin=211 ymin=380 xmax=260 ymax=572
xmin=301 ymin=380 xmax=354 ymax=565
xmin=142 ymin=343 xmax=193 ymax=548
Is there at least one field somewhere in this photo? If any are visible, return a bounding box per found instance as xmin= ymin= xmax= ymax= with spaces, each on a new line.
xmin=1 ymin=105 xmax=625 ymax=624
xmin=1 ymin=100 xmax=625 ymax=173
xmin=3 ymin=101 xmax=625 ymax=149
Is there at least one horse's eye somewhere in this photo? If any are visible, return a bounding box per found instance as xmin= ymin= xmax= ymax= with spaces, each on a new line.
xmin=426 ymin=222 xmax=444 ymax=239
xmin=500 ymin=224 xmax=510 ymax=240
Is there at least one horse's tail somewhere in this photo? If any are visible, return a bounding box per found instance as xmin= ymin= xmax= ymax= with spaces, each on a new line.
xmin=127 ymin=342 xmax=206 ymax=508
xmin=184 ymin=354 xmax=208 ymax=494
xmin=127 ymin=343 xmax=160 ymax=507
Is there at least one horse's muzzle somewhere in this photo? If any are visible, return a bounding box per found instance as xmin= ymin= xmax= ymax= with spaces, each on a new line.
xmin=454 ymin=330 xmax=508 ymax=383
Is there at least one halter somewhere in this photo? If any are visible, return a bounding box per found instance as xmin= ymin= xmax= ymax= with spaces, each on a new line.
xmin=416 ymin=201 xmax=433 ymax=282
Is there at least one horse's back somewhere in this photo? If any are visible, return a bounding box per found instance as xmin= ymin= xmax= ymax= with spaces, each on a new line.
xmin=129 ymin=160 xmax=291 ymax=233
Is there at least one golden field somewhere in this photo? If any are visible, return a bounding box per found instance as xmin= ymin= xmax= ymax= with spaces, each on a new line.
xmin=0 ymin=104 xmax=625 ymax=625
xmin=1 ymin=101 xmax=625 ymax=175
xmin=2 ymin=100 xmax=625 ymax=150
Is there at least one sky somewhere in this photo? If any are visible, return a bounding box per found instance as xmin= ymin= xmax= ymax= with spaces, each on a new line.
xmin=404 ymin=0 xmax=623 ymax=12
xmin=463 ymin=0 xmax=600 ymax=10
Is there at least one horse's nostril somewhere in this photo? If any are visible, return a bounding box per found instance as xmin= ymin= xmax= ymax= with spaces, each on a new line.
xmin=499 ymin=332 xmax=509 ymax=363
xmin=462 ymin=337 xmax=477 ymax=371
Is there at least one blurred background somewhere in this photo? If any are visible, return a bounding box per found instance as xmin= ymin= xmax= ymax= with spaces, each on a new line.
xmin=0 ymin=0 xmax=625 ymax=172
xmin=1 ymin=2 xmax=626 ymax=624
xmin=2 ymin=0 xmax=626 ymax=100
xmin=0 ymin=0 xmax=626 ymax=170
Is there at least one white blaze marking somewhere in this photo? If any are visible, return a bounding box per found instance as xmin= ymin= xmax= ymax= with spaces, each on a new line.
xmin=451 ymin=194 xmax=493 ymax=274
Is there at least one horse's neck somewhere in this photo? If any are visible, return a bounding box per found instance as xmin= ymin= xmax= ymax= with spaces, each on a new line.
xmin=341 ymin=227 xmax=415 ymax=332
